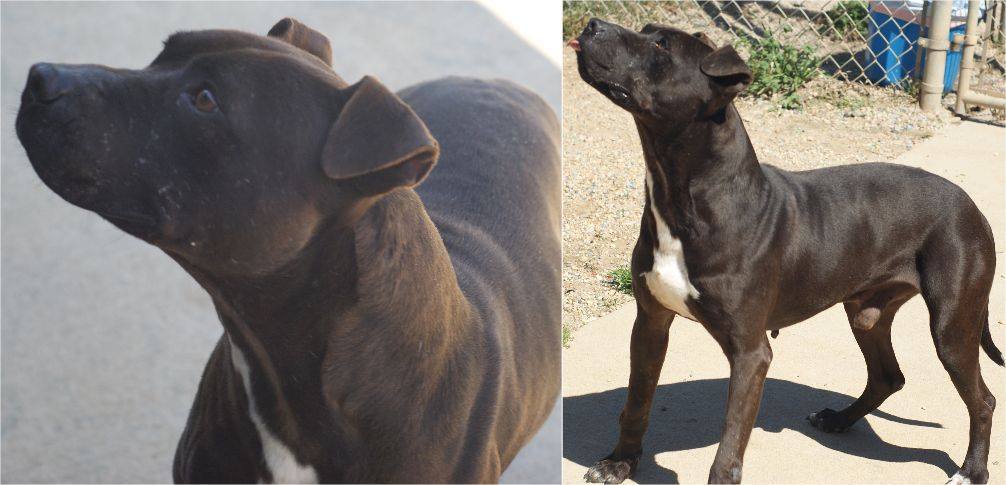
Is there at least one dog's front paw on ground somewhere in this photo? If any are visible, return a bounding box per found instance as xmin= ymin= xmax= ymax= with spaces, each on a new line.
xmin=806 ymin=408 xmax=852 ymax=433
xmin=946 ymin=472 xmax=972 ymax=485
xmin=946 ymin=468 xmax=988 ymax=485
xmin=584 ymin=453 xmax=640 ymax=484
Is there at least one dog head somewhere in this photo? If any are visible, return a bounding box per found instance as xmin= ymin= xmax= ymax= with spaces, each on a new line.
xmin=571 ymin=18 xmax=752 ymax=125
xmin=16 ymin=18 xmax=438 ymax=274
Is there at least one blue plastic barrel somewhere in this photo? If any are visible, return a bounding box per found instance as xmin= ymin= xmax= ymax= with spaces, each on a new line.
xmin=867 ymin=7 xmax=966 ymax=91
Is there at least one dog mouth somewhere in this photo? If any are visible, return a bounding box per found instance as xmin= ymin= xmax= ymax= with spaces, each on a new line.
xmin=580 ymin=65 xmax=632 ymax=104
xmin=17 ymin=88 xmax=168 ymax=237
xmin=21 ymin=88 xmax=64 ymax=108
xmin=96 ymin=208 xmax=158 ymax=226
xmin=40 ymin=172 xmax=160 ymax=228
xmin=577 ymin=46 xmax=613 ymax=72
xmin=573 ymin=37 xmax=626 ymax=98
xmin=87 ymin=194 xmax=170 ymax=242
xmin=605 ymin=84 xmax=630 ymax=102
xmin=21 ymin=142 xmax=163 ymax=230
xmin=574 ymin=45 xmax=639 ymax=111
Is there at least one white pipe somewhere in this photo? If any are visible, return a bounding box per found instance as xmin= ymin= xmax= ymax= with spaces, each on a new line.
xmin=954 ymin=0 xmax=982 ymax=114
xmin=920 ymin=0 xmax=954 ymax=111
xmin=960 ymin=90 xmax=1006 ymax=108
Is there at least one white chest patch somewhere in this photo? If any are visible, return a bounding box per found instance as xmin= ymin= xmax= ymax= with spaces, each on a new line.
xmin=641 ymin=169 xmax=700 ymax=320
xmin=230 ymin=343 xmax=319 ymax=484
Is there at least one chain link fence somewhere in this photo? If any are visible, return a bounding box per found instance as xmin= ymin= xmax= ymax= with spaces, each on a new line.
xmin=564 ymin=0 xmax=1005 ymax=99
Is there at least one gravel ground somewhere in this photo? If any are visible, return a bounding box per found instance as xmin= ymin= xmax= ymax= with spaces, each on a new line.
xmin=561 ymin=47 xmax=956 ymax=342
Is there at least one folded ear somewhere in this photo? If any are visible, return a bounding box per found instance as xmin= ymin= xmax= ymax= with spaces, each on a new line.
xmin=268 ymin=17 xmax=333 ymax=66
xmin=692 ymin=31 xmax=717 ymax=49
xmin=699 ymin=45 xmax=753 ymax=116
xmin=641 ymin=23 xmax=670 ymax=34
xmin=322 ymin=76 xmax=439 ymax=196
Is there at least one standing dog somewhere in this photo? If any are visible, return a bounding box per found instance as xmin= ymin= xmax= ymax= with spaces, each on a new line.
xmin=571 ymin=18 xmax=1002 ymax=484
xmin=16 ymin=18 xmax=560 ymax=483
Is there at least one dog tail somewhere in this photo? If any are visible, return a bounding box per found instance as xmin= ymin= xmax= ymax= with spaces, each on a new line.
xmin=981 ymin=309 xmax=1004 ymax=367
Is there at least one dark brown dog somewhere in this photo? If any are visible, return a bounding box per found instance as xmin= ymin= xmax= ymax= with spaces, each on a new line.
xmin=572 ymin=18 xmax=1001 ymax=484
xmin=17 ymin=18 xmax=560 ymax=483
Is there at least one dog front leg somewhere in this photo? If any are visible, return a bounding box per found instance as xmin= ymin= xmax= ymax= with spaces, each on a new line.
xmin=707 ymin=332 xmax=772 ymax=484
xmin=584 ymin=301 xmax=673 ymax=484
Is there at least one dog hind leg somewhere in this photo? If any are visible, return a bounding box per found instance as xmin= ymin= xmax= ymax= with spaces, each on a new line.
xmin=929 ymin=299 xmax=995 ymax=484
xmin=808 ymin=298 xmax=909 ymax=432
xmin=919 ymin=233 xmax=996 ymax=485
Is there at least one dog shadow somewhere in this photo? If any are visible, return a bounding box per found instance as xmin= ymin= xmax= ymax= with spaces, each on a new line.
xmin=563 ymin=378 xmax=958 ymax=484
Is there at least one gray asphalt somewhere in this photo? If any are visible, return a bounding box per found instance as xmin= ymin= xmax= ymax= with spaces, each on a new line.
xmin=0 ymin=2 xmax=560 ymax=483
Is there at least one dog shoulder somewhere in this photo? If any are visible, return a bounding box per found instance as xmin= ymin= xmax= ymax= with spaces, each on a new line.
xmin=399 ymin=77 xmax=556 ymax=133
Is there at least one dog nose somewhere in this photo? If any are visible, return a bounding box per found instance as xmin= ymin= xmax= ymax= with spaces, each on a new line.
xmin=585 ymin=18 xmax=607 ymax=35
xmin=26 ymin=63 xmax=69 ymax=103
xmin=24 ymin=63 xmax=123 ymax=106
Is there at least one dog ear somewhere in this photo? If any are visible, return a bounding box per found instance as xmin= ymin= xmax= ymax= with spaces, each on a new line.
xmin=692 ymin=31 xmax=717 ymax=49
xmin=641 ymin=23 xmax=670 ymax=34
xmin=268 ymin=17 xmax=333 ymax=66
xmin=699 ymin=44 xmax=752 ymax=116
xmin=321 ymin=76 xmax=439 ymax=196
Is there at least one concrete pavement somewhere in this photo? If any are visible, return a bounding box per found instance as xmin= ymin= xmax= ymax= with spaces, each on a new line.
xmin=0 ymin=2 xmax=559 ymax=482
xmin=562 ymin=120 xmax=1006 ymax=484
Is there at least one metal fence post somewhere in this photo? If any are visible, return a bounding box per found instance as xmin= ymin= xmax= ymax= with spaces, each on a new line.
xmin=955 ymin=1 xmax=982 ymax=113
xmin=919 ymin=0 xmax=954 ymax=111
xmin=913 ymin=1 xmax=932 ymax=81
xmin=954 ymin=0 xmax=1006 ymax=112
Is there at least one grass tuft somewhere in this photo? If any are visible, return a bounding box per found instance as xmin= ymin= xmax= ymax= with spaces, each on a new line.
xmin=738 ymin=31 xmax=820 ymax=110
xmin=820 ymin=1 xmax=870 ymax=40
xmin=605 ymin=267 xmax=634 ymax=295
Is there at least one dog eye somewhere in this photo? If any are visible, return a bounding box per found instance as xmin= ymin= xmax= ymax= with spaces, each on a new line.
xmin=194 ymin=89 xmax=218 ymax=113
xmin=654 ymin=37 xmax=669 ymax=50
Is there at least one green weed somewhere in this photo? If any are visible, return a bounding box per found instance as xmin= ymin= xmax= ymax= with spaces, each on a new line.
xmin=821 ymin=1 xmax=870 ymax=40
xmin=738 ymin=32 xmax=820 ymax=110
xmin=605 ymin=267 xmax=634 ymax=295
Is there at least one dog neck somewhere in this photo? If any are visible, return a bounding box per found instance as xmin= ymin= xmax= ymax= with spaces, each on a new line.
xmin=635 ymin=104 xmax=767 ymax=236
xmin=172 ymin=188 xmax=473 ymax=474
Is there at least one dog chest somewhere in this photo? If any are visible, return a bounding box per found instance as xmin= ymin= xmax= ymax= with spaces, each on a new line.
xmin=641 ymin=169 xmax=700 ymax=320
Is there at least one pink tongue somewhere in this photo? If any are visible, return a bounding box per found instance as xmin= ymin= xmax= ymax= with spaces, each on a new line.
xmin=568 ymin=39 xmax=581 ymax=52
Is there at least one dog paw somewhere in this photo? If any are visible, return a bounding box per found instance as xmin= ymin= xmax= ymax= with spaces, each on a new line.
xmin=946 ymin=469 xmax=988 ymax=485
xmin=806 ymin=408 xmax=851 ymax=433
xmin=584 ymin=453 xmax=640 ymax=484
xmin=946 ymin=472 xmax=973 ymax=485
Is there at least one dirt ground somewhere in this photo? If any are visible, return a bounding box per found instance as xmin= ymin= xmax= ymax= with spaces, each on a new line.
xmin=561 ymin=47 xmax=963 ymax=342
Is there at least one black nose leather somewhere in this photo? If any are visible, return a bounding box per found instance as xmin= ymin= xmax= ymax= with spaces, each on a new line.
xmin=586 ymin=18 xmax=606 ymax=34
xmin=26 ymin=63 xmax=67 ymax=103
